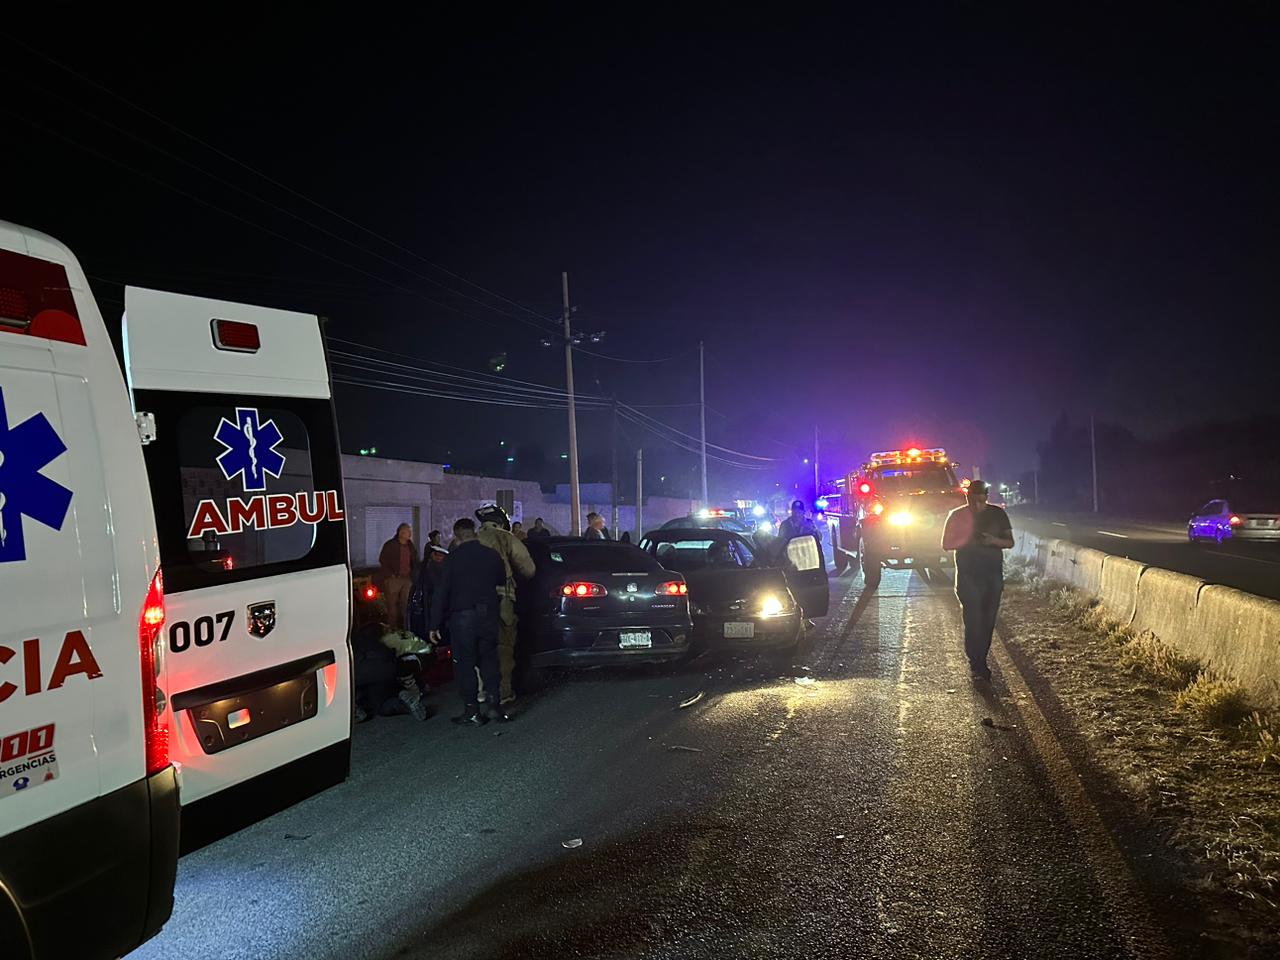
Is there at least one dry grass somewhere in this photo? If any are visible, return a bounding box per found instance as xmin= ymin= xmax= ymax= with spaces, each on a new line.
xmin=1242 ymin=712 xmax=1280 ymax=769
xmin=998 ymin=585 xmax=1280 ymax=949
xmin=1174 ymin=671 xmax=1253 ymax=728
xmin=1119 ymin=632 xmax=1202 ymax=689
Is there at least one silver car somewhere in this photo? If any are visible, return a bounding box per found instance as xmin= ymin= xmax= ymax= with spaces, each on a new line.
xmin=1188 ymin=498 xmax=1280 ymax=544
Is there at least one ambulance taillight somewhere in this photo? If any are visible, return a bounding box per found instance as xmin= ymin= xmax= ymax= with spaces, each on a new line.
xmin=138 ymin=569 xmax=171 ymax=776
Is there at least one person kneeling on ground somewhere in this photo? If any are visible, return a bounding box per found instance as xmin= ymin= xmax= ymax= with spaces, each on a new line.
xmin=352 ymin=621 xmax=434 ymax=722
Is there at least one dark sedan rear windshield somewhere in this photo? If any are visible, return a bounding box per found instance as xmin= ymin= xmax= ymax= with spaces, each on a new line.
xmin=545 ymin=544 xmax=662 ymax=572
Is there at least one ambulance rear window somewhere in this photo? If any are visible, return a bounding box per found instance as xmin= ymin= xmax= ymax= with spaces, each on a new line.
xmin=137 ymin=390 xmax=347 ymax=592
xmin=175 ymin=406 xmax=317 ymax=572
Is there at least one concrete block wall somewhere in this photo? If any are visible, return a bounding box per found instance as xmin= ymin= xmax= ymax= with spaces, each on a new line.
xmin=342 ymin=453 xmax=696 ymax=564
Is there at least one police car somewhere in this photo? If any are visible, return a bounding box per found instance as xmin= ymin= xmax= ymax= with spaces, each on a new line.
xmin=0 ymin=221 xmax=352 ymax=959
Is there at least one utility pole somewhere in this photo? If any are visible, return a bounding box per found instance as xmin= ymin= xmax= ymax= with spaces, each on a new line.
xmin=610 ymin=398 xmax=619 ymax=539
xmin=1090 ymin=414 xmax=1099 ymax=514
xmin=699 ymin=340 xmax=708 ymax=508
xmin=562 ymin=272 xmax=582 ymax=535
xmin=813 ymin=425 xmax=820 ymax=501
xmin=635 ymin=449 xmax=644 ymax=541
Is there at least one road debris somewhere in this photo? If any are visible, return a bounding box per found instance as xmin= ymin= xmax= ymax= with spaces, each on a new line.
xmin=795 ymin=676 xmax=817 ymax=686
xmin=981 ymin=717 xmax=1017 ymax=731
xmin=679 ymin=691 xmax=705 ymax=709
xmin=668 ymin=745 xmax=704 ymax=753
xmin=562 ymin=838 xmax=583 ymax=849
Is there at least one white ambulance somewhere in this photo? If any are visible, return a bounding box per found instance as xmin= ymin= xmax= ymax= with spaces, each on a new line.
xmin=0 ymin=221 xmax=352 ymax=959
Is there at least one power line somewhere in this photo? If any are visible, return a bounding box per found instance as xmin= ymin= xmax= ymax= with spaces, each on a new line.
xmin=333 ymin=375 xmax=594 ymax=410
xmin=574 ymin=343 xmax=697 ymax=364
xmin=619 ymin=405 xmax=779 ymax=461
xmin=326 ymin=339 xmax=611 ymax=402
xmin=329 ymin=358 xmax=612 ymax=409
xmin=617 ymin=411 xmax=771 ymax=470
xmin=5 ymin=35 xmax=563 ymax=331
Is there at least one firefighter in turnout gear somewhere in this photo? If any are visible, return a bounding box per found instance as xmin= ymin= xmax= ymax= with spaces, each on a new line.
xmin=475 ymin=503 xmax=536 ymax=704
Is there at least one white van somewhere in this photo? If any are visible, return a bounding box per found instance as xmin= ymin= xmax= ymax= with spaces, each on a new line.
xmin=123 ymin=285 xmax=352 ymax=848
xmin=0 ymin=221 xmax=352 ymax=959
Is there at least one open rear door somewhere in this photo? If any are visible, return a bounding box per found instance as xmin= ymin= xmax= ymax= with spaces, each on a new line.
xmin=123 ymin=287 xmax=350 ymax=838
xmin=781 ymin=534 xmax=830 ymax=618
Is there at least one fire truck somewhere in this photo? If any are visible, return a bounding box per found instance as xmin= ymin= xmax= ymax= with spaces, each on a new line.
xmin=829 ymin=448 xmax=966 ymax=587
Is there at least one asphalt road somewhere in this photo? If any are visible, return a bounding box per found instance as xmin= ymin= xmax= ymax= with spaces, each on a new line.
xmin=1012 ymin=510 xmax=1280 ymax=601
xmin=130 ymin=569 xmax=1206 ymax=960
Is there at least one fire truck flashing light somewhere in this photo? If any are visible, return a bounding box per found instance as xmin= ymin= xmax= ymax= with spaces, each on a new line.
xmin=864 ymin=447 xmax=950 ymax=468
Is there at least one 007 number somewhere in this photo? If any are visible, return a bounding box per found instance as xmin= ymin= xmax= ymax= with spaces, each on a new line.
xmin=168 ymin=611 xmax=234 ymax=653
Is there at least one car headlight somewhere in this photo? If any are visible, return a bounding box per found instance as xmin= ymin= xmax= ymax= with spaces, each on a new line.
xmin=759 ymin=594 xmax=785 ymax=617
xmin=888 ymin=511 xmax=913 ymax=526
xmin=757 ymin=520 xmax=773 ymax=533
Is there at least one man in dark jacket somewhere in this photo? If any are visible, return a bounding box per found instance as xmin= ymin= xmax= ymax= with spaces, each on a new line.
xmin=430 ymin=518 xmax=510 ymax=725
xmin=941 ymin=481 xmax=1015 ymax=681
xmin=376 ymin=523 xmax=418 ymax=630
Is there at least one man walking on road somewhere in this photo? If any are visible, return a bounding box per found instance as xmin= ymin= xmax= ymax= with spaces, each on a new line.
xmin=941 ymin=480 xmax=1015 ymax=681
xmin=430 ymin=518 xmax=511 ymax=725
xmin=475 ymin=504 xmax=536 ymax=705
xmin=375 ymin=523 xmax=418 ymax=630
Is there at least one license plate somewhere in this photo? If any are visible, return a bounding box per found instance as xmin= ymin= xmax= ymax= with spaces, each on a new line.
xmin=619 ymin=631 xmax=652 ymax=649
xmin=724 ymin=622 xmax=755 ymax=639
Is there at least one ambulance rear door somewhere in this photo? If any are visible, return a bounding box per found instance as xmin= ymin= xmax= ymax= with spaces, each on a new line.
xmin=123 ymin=287 xmax=350 ymax=832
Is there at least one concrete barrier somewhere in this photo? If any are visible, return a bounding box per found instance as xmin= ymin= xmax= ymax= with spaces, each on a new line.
xmin=1193 ymin=586 xmax=1280 ymax=708
xmin=1016 ymin=534 xmax=1038 ymax=569
xmin=1044 ymin=539 xmax=1078 ymax=583
xmin=1132 ymin=567 xmax=1204 ymax=653
xmin=1012 ymin=523 xmax=1279 ymax=706
xmin=1032 ymin=536 xmax=1050 ymax=572
xmin=1068 ymin=548 xmax=1106 ymax=595
xmin=1097 ymin=555 xmax=1145 ymax=625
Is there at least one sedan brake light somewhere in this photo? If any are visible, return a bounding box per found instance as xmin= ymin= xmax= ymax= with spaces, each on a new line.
xmin=655 ymin=580 xmax=688 ymax=596
xmin=1229 ymin=514 xmax=1243 ymax=526
xmin=562 ymin=582 xmax=606 ymax=598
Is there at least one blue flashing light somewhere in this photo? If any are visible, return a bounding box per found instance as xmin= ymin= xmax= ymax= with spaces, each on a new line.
xmin=815 ymin=498 xmax=829 ymax=511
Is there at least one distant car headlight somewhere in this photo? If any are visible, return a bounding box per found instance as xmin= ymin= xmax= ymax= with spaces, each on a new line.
xmin=888 ymin=511 xmax=913 ymax=526
xmin=752 ymin=504 xmax=766 ymax=517
xmin=757 ymin=520 xmax=773 ymax=534
xmin=759 ymin=594 xmax=785 ymax=617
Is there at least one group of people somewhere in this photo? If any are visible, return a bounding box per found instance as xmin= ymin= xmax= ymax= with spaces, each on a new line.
xmin=371 ymin=505 xmax=550 ymax=726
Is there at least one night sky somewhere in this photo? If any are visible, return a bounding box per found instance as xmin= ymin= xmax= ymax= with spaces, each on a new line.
xmin=3 ymin=8 xmax=1275 ymax=500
